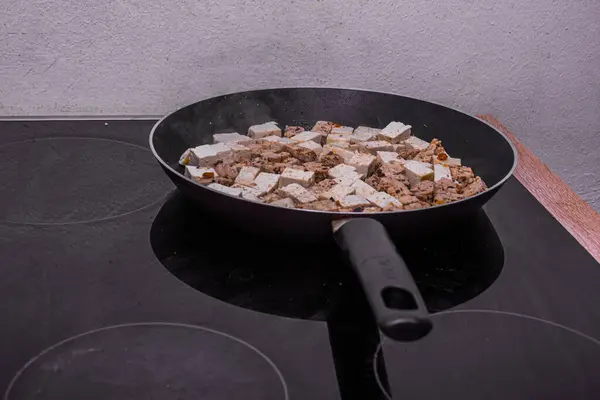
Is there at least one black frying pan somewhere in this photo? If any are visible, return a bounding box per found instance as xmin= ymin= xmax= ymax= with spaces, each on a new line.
xmin=149 ymin=88 xmax=517 ymax=342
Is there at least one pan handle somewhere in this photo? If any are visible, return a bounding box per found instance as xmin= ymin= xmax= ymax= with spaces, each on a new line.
xmin=333 ymin=218 xmax=432 ymax=342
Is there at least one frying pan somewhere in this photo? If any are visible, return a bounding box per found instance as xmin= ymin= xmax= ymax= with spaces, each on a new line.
xmin=149 ymin=88 xmax=517 ymax=342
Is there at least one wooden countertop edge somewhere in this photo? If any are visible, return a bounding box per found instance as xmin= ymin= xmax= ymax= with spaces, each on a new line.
xmin=477 ymin=115 xmax=600 ymax=264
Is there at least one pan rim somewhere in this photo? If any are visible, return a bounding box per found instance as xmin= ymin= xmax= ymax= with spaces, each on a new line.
xmin=149 ymin=86 xmax=518 ymax=217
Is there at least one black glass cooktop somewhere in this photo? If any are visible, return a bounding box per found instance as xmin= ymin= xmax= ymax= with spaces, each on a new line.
xmin=1 ymin=120 xmax=599 ymax=400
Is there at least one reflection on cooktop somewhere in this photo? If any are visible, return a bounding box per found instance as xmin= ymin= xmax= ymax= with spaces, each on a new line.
xmin=150 ymin=192 xmax=504 ymax=319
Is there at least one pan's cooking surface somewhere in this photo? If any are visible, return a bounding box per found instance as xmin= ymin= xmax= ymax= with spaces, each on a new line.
xmin=2 ymin=120 xmax=600 ymax=400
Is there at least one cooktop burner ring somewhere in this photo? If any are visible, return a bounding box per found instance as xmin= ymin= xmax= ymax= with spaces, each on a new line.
xmin=374 ymin=309 xmax=600 ymax=400
xmin=4 ymin=322 xmax=289 ymax=400
xmin=0 ymin=137 xmax=173 ymax=225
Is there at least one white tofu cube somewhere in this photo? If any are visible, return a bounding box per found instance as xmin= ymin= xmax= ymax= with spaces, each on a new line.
xmin=213 ymin=132 xmax=253 ymax=145
xmin=444 ymin=156 xmax=462 ymax=166
xmin=254 ymin=172 xmax=281 ymax=194
xmin=367 ymin=192 xmax=402 ymax=209
xmin=335 ymin=173 xmax=363 ymax=186
xmin=232 ymin=183 xmax=266 ymax=198
xmin=259 ymin=136 xmax=294 ymax=144
xmin=311 ymin=121 xmax=334 ymax=134
xmin=403 ymin=160 xmax=435 ymax=186
xmin=377 ymin=122 xmax=412 ymax=143
xmin=280 ymin=168 xmax=315 ymax=188
xmin=404 ymin=136 xmax=429 ymax=151
xmin=179 ymin=148 xmax=193 ymax=165
xmin=298 ymin=140 xmax=323 ymax=156
xmin=235 ymin=166 xmax=261 ymax=185
xmin=189 ymin=143 xmax=232 ymax=167
xmin=338 ymin=195 xmax=371 ymax=209
xmin=290 ymin=131 xmax=322 ymax=144
xmin=347 ymin=153 xmax=376 ymax=176
xmin=185 ymin=166 xmax=218 ymax=182
xmin=328 ymin=164 xmax=358 ymax=179
xmin=248 ymin=121 xmax=281 ymax=139
xmin=351 ymin=179 xmax=377 ymax=197
xmin=321 ymin=145 xmax=355 ymax=163
xmin=352 ymin=126 xmax=381 ymax=142
xmin=434 ymin=164 xmax=452 ymax=182
xmin=330 ymin=126 xmax=354 ymax=135
xmin=271 ymin=198 xmax=296 ymax=208
xmin=319 ymin=184 xmax=355 ymax=201
xmin=279 ymin=183 xmax=318 ymax=204
xmin=208 ymin=183 xmax=243 ymax=197
xmin=359 ymin=141 xmax=394 ymax=154
xmin=326 ymin=134 xmax=352 ymax=147
xmin=376 ymin=151 xmax=399 ymax=164
xmin=223 ymin=142 xmax=252 ymax=161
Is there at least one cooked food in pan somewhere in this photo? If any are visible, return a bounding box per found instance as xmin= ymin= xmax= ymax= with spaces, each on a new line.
xmin=179 ymin=121 xmax=487 ymax=212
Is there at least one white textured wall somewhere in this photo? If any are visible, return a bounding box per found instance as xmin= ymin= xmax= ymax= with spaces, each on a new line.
xmin=1 ymin=0 xmax=599 ymax=209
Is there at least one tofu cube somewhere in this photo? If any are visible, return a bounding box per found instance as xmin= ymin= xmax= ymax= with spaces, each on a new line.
xmin=328 ymin=164 xmax=358 ymax=179
xmin=279 ymin=183 xmax=318 ymax=204
xmin=280 ymin=167 xmax=315 ymax=188
xmin=271 ymin=198 xmax=296 ymax=208
xmin=351 ymin=179 xmax=377 ymax=197
xmin=434 ymin=164 xmax=452 ymax=182
xmin=443 ymin=156 xmax=462 ymax=166
xmin=208 ymin=183 xmax=243 ymax=197
xmin=223 ymin=142 xmax=252 ymax=161
xmin=347 ymin=153 xmax=376 ymax=176
xmin=179 ymin=148 xmax=193 ymax=165
xmin=377 ymin=122 xmax=412 ymax=143
xmin=335 ymin=173 xmax=363 ymax=186
xmin=376 ymin=151 xmax=399 ymax=164
xmin=330 ymin=125 xmax=354 ymax=135
xmin=185 ymin=166 xmax=217 ymax=182
xmin=338 ymin=195 xmax=371 ymax=209
xmin=189 ymin=143 xmax=232 ymax=167
xmin=259 ymin=136 xmax=294 ymax=144
xmin=359 ymin=141 xmax=394 ymax=154
xmin=321 ymin=145 xmax=355 ymax=163
xmin=254 ymin=172 xmax=281 ymax=194
xmin=298 ymin=140 xmax=323 ymax=156
xmin=352 ymin=126 xmax=381 ymax=142
xmin=233 ymin=183 xmax=266 ymax=197
xmin=235 ymin=166 xmax=261 ymax=185
xmin=319 ymin=184 xmax=355 ymax=202
xmin=213 ymin=132 xmax=253 ymax=145
xmin=326 ymin=134 xmax=352 ymax=147
xmin=311 ymin=121 xmax=334 ymax=134
xmin=248 ymin=121 xmax=281 ymax=139
xmin=404 ymin=136 xmax=430 ymax=151
xmin=290 ymin=131 xmax=322 ymax=144
xmin=403 ymin=160 xmax=435 ymax=186
xmin=367 ymin=192 xmax=402 ymax=209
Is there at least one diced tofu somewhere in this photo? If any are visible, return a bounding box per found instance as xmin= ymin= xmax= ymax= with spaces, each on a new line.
xmin=321 ymin=145 xmax=355 ymax=163
xmin=235 ymin=166 xmax=261 ymax=185
xmin=352 ymin=126 xmax=381 ymax=142
xmin=248 ymin=121 xmax=281 ymax=139
xmin=298 ymin=140 xmax=323 ymax=156
xmin=185 ymin=166 xmax=218 ymax=182
xmin=367 ymin=192 xmax=402 ymax=209
xmin=377 ymin=151 xmax=399 ymax=164
xmin=279 ymin=183 xmax=318 ymax=204
xmin=359 ymin=141 xmax=394 ymax=154
xmin=179 ymin=148 xmax=192 ymax=165
xmin=347 ymin=153 xmax=376 ymax=176
xmin=271 ymin=198 xmax=296 ymax=208
xmin=319 ymin=184 xmax=355 ymax=201
xmin=377 ymin=122 xmax=412 ymax=143
xmin=189 ymin=143 xmax=232 ymax=167
xmin=233 ymin=183 xmax=266 ymax=197
xmin=213 ymin=132 xmax=253 ymax=145
xmin=290 ymin=131 xmax=322 ymax=144
xmin=259 ymin=136 xmax=294 ymax=144
xmin=311 ymin=121 xmax=334 ymax=134
xmin=444 ymin=156 xmax=462 ymax=166
xmin=254 ymin=172 xmax=281 ymax=194
xmin=404 ymin=136 xmax=429 ymax=151
xmin=326 ymin=134 xmax=352 ymax=147
xmin=223 ymin=142 xmax=252 ymax=161
xmin=351 ymin=179 xmax=377 ymax=197
xmin=328 ymin=164 xmax=358 ymax=179
xmin=330 ymin=126 xmax=354 ymax=135
xmin=338 ymin=195 xmax=371 ymax=209
xmin=280 ymin=167 xmax=315 ymax=188
xmin=434 ymin=164 xmax=452 ymax=182
xmin=403 ymin=160 xmax=435 ymax=186
xmin=335 ymin=173 xmax=363 ymax=186
xmin=208 ymin=183 xmax=243 ymax=197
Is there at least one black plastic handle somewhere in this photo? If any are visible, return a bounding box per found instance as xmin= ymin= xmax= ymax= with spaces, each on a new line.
xmin=333 ymin=218 xmax=432 ymax=341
